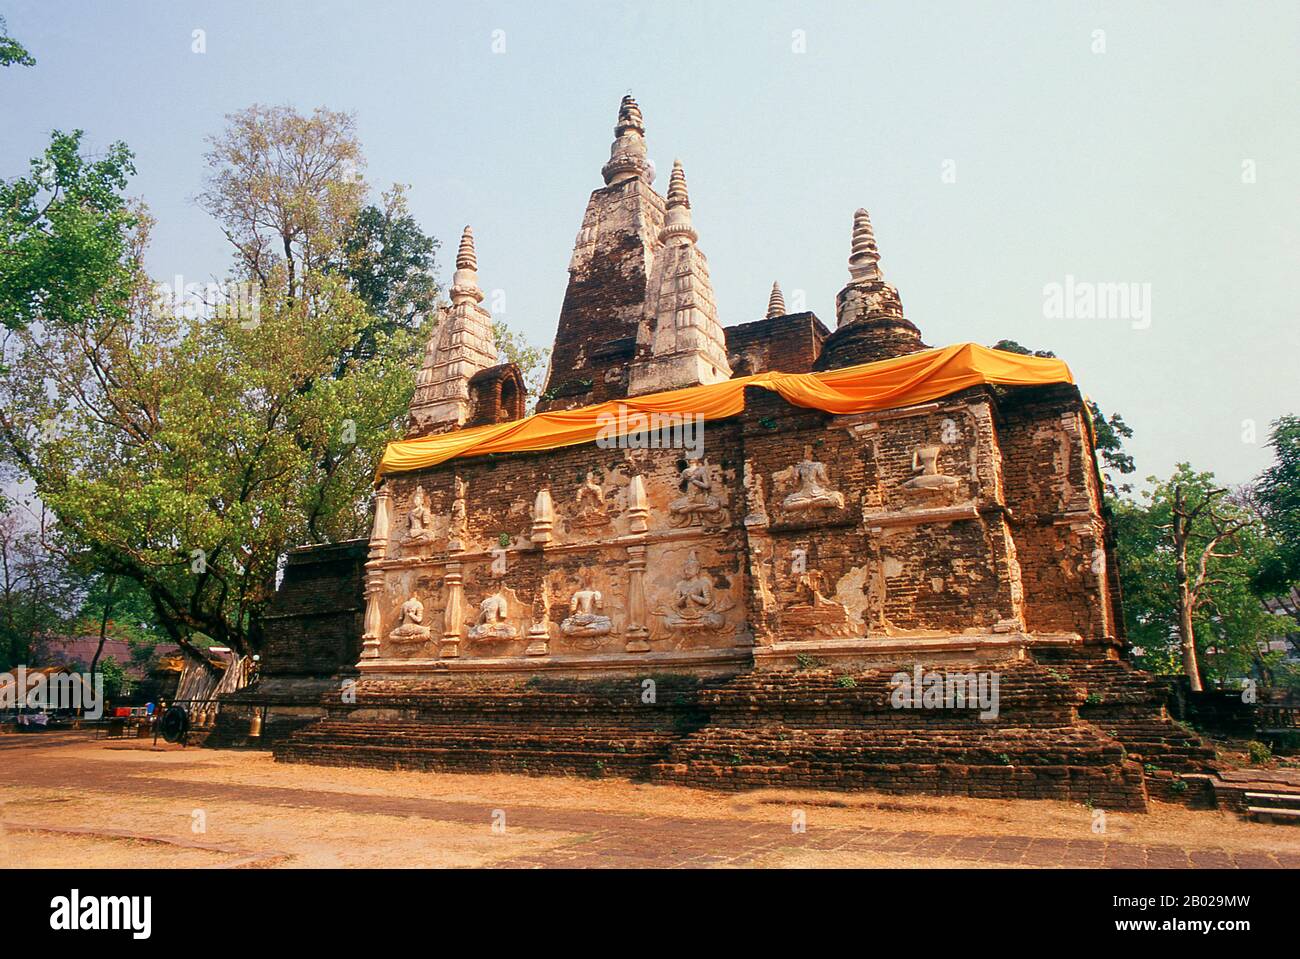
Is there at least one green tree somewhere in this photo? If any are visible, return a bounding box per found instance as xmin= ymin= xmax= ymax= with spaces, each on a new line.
xmin=1252 ymin=415 xmax=1300 ymax=599
xmin=199 ymin=104 xmax=367 ymax=303
xmin=0 ymin=130 xmax=137 ymax=331
xmin=0 ymin=209 xmax=418 ymax=656
xmin=0 ymin=503 xmax=78 ymax=670
xmin=493 ymin=318 xmax=549 ymax=410
xmin=0 ymin=15 xmax=34 ymax=68
xmin=340 ymin=184 xmax=439 ymax=357
xmin=1113 ymin=464 xmax=1286 ymax=687
xmin=97 ymin=655 xmax=130 ymax=702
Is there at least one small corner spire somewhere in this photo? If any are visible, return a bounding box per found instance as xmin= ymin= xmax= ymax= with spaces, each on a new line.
xmin=766 ymin=281 xmax=786 ymax=319
xmin=659 ymin=158 xmax=698 ymax=246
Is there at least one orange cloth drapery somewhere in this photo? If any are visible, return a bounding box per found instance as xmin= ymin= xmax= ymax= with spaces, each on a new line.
xmin=375 ymin=342 xmax=1074 ymax=479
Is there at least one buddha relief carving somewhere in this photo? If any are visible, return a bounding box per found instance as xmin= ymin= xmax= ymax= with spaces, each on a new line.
xmin=743 ymin=460 xmax=769 ymax=528
xmin=656 ymin=550 xmax=733 ymax=633
xmin=668 ymin=458 xmax=722 ymax=525
xmin=388 ymin=595 xmax=432 ymax=644
xmin=901 ymin=444 xmax=960 ymax=491
xmin=782 ymin=446 xmax=845 ymax=512
xmin=467 ymin=591 xmax=517 ymax=641
xmin=402 ymin=485 xmax=436 ymax=547
xmin=561 ymin=586 xmax=613 ymax=646
xmin=571 ymin=471 xmax=611 ymax=528
xmin=448 ymin=476 xmax=468 ymax=549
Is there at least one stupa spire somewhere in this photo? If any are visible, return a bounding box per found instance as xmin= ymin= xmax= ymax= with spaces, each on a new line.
xmin=632 ymin=158 xmax=730 ymax=394
xmin=449 ymin=225 xmax=483 ymax=306
xmin=407 ymin=225 xmax=497 ymax=434
xmin=848 ymin=208 xmax=881 ymax=281
xmin=660 ymin=159 xmax=697 ymax=245
xmin=601 ymin=94 xmax=650 ymax=186
xmin=816 ymin=206 xmax=924 ymax=369
xmin=766 ymin=281 xmax=786 ymax=319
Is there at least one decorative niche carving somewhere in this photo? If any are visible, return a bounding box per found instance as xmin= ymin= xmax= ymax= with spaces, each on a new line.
xmin=668 ymin=459 xmax=722 ymax=526
xmin=655 ymin=549 xmax=734 ymax=634
xmin=388 ymin=596 xmax=432 ymax=644
xmin=782 ymin=446 xmax=846 ymax=512
xmin=467 ymin=591 xmax=517 ymax=641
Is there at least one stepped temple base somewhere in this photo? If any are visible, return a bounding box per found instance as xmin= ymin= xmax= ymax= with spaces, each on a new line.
xmin=265 ymin=646 xmax=1219 ymax=814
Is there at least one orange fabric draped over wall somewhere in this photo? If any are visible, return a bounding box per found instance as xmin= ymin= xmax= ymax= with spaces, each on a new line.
xmin=375 ymin=342 xmax=1074 ymax=480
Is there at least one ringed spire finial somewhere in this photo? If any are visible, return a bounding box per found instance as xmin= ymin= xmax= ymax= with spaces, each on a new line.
xmin=766 ymin=281 xmax=786 ymax=318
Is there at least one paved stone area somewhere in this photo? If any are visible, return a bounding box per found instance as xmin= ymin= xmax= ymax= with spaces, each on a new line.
xmin=2 ymin=732 xmax=1297 ymax=868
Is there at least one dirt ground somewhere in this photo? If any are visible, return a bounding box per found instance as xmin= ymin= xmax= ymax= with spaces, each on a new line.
xmin=1 ymin=731 xmax=1297 ymax=869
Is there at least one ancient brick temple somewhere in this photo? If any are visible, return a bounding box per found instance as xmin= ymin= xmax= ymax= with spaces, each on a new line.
xmin=256 ymin=97 xmax=1217 ymax=810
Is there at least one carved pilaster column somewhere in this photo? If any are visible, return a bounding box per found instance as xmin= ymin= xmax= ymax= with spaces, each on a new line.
xmin=624 ymin=474 xmax=650 ymax=652
xmin=360 ymin=485 xmax=391 ymax=660
xmin=526 ymin=579 xmax=551 ymax=657
xmin=441 ymin=557 xmax=464 ymax=659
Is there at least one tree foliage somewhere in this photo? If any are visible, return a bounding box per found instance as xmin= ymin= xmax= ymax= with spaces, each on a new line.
xmin=0 ymin=130 xmax=137 ymax=331
xmin=199 ymin=104 xmax=366 ymax=302
xmin=0 ymin=16 xmax=34 ymax=69
xmin=1 ymin=115 xmax=430 ymax=656
xmin=492 ymin=318 xmax=549 ymax=410
xmin=1112 ymin=464 xmax=1287 ymax=685
xmin=341 ymin=184 xmax=439 ymax=349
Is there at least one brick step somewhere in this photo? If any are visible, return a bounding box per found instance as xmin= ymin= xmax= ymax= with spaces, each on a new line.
xmin=1245 ymin=791 xmax=1300 ymax=809
xmin=1246 ymin=806 xmax=1300 ymax=823
xmin=666 ymin=727 xmax=1127 ymax=768
xmin=277 ymin=741 xmax=659 ymax=776
xmin=288 ymin=724 xmax=678 ymax=753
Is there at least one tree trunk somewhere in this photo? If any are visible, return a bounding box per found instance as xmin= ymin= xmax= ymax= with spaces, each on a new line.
xmin=1173 ymin=486 xmax=1204 ymax=691
xmin=88 ymin=575 xmax=116 ymax=716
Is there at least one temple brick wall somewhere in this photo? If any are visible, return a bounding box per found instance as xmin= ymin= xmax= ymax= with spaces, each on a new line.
xmin=724 ymin=311 xmax=828 ymax=377
xmin=254 ymin=95 xmax=1219 ymax=810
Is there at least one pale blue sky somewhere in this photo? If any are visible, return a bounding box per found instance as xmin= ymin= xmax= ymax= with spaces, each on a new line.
xmin=3 ymin=0 xmax=1296 ymax=486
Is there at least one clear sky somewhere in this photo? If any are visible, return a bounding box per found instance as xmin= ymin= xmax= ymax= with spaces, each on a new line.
xmin=3 ymin=0 xmax=1296 ymax=487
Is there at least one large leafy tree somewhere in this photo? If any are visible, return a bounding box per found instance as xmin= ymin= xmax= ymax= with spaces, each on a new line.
xmin=1112 ymin=465 xmax=1286 ymax=687
xmin=1 ymin=116 xmax=428 ymax=656
xmin=1252 ymin=415 xmax=1300 ymax=600
xmin=341 ymin=183 xmax=439 ymax=355
xmin=199 ymin=104 xmax=367 ymax=303
xmin=0 ymin=504 xmax=78 ymax=670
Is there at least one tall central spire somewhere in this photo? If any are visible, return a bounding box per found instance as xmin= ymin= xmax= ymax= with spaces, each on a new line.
xmin=601 ymin=95 xmax=650 ymax=186
xmin=538 ymin=95 xmax=666 ymax=411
